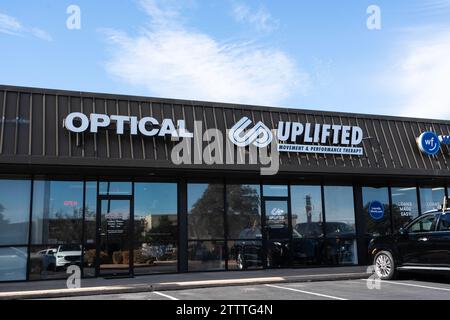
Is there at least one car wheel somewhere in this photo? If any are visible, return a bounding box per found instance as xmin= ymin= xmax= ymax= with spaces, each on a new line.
xmin=374 ymin=250 xmax=397 ymax=280
xmin=237 ymin=253 xmax=247 ymax=270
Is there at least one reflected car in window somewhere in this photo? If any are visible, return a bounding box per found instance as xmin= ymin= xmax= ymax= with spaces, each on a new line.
xmin=54 ymin=245 xmax=82 ymax=271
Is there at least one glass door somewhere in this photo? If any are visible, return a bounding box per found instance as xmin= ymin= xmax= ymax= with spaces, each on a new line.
xmin=97 ymin=197 xmax=132 ymax=277
xmin=263 ymin=199 xmax=291 ymax=268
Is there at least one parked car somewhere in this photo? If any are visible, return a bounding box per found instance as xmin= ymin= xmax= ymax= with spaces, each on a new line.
xmin=53 ymin=244 xmax=82 ymax=271
xmin=369 ymin=208 xmax=450 ymax=280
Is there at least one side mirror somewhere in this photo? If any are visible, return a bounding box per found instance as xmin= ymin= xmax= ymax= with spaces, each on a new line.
xmin=399 ymin=227 xmax=408 ymax=235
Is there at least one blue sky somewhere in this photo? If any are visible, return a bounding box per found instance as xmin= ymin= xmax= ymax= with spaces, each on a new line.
xmin=0 ymin=0 xmax=450 ymax=118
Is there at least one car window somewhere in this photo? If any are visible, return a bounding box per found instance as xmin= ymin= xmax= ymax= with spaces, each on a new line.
xmin=408 ymin=214 xmax=436 ymax=233
xmin=438 ymin=214 xmax=450 ymax=231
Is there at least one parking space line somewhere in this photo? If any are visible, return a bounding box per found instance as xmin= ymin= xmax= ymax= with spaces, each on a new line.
xmin=265 ymin=284 xmax=347 ymax=300
xmin=360 ymin=279 xmax=450 ymax=292
xmin=153 ymin=291 xmax=179 ymax=300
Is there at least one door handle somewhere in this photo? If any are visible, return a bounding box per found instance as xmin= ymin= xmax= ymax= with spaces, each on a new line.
xmin=418 ymin=237 xmax=428 ymax=242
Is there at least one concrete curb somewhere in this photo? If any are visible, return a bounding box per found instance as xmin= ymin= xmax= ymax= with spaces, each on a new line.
xmin=0 ymin=272 xmax=369 ymax=300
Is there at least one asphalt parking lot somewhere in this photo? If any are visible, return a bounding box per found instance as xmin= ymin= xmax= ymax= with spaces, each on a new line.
xmin=52 ymin=275 xmax=450 ymax=300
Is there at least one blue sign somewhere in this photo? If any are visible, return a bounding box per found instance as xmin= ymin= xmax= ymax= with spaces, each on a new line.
xmin=417 ymin=131 xmax=440 ymax=156
xmin=369 ymin=201 xmax=384 ymax=220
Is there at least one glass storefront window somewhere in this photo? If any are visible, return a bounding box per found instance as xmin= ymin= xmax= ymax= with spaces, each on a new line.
xmin=321 ymin=239 xmax=358 ymax=265
xmin=391 ymin=187 xmax=419 ymax=230
xmin=134 ymin=183 xmax=178 ymax=274
xmin=188 ymin=241 xmax=225 ymax=271
xmin=263 ymin=185 xmax=288 ymax=197
xmin=99 ymin=182 xmax=132 ymax=195
xmin=227 ymin=184 xmax=261 ymax=240
xmin=323 ymin=186 xmax=356 ymax=236
xmin=188 ymin=183 xmax=224 ymax=239
xmin=227 ymin=240 xmax=263 ymax=270
xmin=83 ymin=181 xmax=97 ymax=278
xmin=420 ymin=187 xmax=445 ymax=213
xmin=362 ymin=187 xmax=391 ymax=237
xmin=29 ymin=245 xmax=82 ymax=280
xmin=32 ymin=181 xmax=84 ymax=244
xmin=0 ymin=180 xmax=31 ymax=245
xmin=0 ymin=247 xmax=28 ymax=281
xmin=291 ymin=185 xmax=323 ymax=238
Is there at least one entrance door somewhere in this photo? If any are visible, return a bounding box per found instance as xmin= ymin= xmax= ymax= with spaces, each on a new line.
xmin=96 ymin=197 xmax=133 ymax=277
xmin=263 ymin=199 xmax=291 ymax=268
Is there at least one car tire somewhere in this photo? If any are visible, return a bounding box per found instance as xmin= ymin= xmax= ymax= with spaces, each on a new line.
xmin=374 ymin=250 xmax=397 ymax=280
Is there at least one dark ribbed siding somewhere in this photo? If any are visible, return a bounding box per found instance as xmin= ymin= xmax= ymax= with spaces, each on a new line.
xmin=1 ymin=85 xmax=450 ymax=177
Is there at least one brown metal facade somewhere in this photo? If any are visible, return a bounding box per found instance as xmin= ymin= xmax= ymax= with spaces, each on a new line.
xmin=1 ymin=84 xmax=449 ymax=178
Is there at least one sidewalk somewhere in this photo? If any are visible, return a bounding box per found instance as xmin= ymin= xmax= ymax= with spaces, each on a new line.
xmin=0 ymin=266 xmax=369 ymax=300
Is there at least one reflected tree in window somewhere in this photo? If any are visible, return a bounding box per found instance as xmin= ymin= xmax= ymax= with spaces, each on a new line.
xmin=188 ymin=184 xmax=224 ymax=239
xmin=227 ymin=185 xmax=261 ymax=239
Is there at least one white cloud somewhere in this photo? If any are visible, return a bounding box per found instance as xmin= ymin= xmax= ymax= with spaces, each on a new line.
xmin=0 ymin=12 xmax=52 ymax=41
xmin=231 ymin=2 xmax=279 ymax=33
xmin=390 ymin=30 xmax=450 ymax=119
xmin=103 ymin=0 xmax=308 ymax=106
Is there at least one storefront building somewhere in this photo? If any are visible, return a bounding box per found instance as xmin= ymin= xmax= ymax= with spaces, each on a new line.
xmin=1 ymin=85 xmax=449 ymax=282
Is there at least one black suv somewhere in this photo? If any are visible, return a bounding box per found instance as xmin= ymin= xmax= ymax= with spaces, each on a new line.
xmin=369 ymin=208 xmax=450 ymax=280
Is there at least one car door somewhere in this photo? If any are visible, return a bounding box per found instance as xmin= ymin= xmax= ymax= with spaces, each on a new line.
xmin=426 ymin=213 xmax=450 ymax=267
xmin=400 ymin=214 xmax=438 ymax=265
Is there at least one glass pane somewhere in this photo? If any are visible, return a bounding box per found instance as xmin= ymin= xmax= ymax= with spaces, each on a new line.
xmin=409 ymin=214 xmax=436 ymax=233
xmin=291 ymin=238 xmax=321 ymax=266
xmin=29 ymin=245 xmax=82 ymax=280
xmin=99 ymin=182 xmax=132 ymax=195
xmin=227 ymin=184 xmax=261 ymax=240
xmin=99 ymin=200 xmax=130 ymax=274
xmin=391 ymin=187 xmax=419 ymax=230
xmin=291 ymin=185 xmax=323 ymax=238
xmin=362 ymin=187 xmax=391 ymax=237
xmin=83 ymin=181 xmax=97 ymax=277
xmin=263 ymin=185 xmax=288 ymax=197
xmin=265 ymin=201 xmax=289 ymax=239
xmin=420 ymin=187 xmax=445 ymax=213
xmin=0 ymin=180 xmax=31 ymax=245
xmin=32 ymin=181 xmax=84 ymax=244
xmin=188 ymin=241 xmax=225 ymax=271
xmin=134 ymin=183 xmax=178 ymax=274
xmin=324 ymin=186 xmax=356 ymax=236
xmin=0 ymin=247 xmax=27 ymax=281
xmin=321 ymin=239 xmax=358 ymax=265
xmin=188 ymin=184 xmax=224 ymax=239
xmin=100 ymin=200 xmax=130 ymax=273
xmin=438 ymin=214 xmax=450 ymax=231
xmin=228 ymin=240 xmax=263 ymax=270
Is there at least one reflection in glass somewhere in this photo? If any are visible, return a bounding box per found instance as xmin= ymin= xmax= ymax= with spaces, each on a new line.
xmin=227 ymin=185 xmax=261 ymax=240
xmin=134 ymin=183 xmax=178 ymax=274
xmin=321 ymin=239 xmax=358 ymax=265
xmin=264 ymin=200 xmax=290 ymax=267
xmin=32 ymin=181 xmax=84 ymax=244
xmin=83 ymin=181 xmax=97 ymax=277
xmin=291 ymin=238 xmax=321 ymax=266
xmin=291 ymin=185 xmax=323 ymax=238
xmin=188 ymin=184 xmax=224 ymax=239
xmin=263 ymin=185 xmax=288 ymax=197
xmin=228 ymin=240 xmax=263 ymax=270
xmin=362 ymin=187 xmax=391 ymax=237
xmin=324 ymin=186 xmax=356 ymax=236
xmin=99 ymin=200 xmax=130 ymax=275
xmin=0 ymin=180 xmax=31 ymax=245
xmin=29 ymin=245 xmax=82 ymax=280
xmin=99 ymin=182 xmax=132 ymax=195
xmin=420 ymin=187 xmax=445 ymax=213
xmin=0 ymin=247 xmax=27 ymax=281
xmin=188 ymin=241 xmax=225 ymax=271
xmin=391 ymin=187 xmax=419 ymax=230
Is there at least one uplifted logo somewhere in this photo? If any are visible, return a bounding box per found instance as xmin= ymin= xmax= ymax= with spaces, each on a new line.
xmin=417 ymin=131 xmax=440 ymax=156
xmin=228 ymin=117 xmax=273 ymax=148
